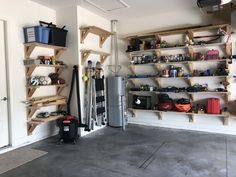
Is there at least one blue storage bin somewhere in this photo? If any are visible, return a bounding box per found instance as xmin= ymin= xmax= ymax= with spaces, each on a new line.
xmin=23 ymin=26 xmax=50 ymax=44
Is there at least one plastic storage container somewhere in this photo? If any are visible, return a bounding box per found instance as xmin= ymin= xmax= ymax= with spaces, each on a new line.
xmin=49 ymin=26 xmax=68 ymax=47
xmin=23 ymin=26 xmax=50 ymax=44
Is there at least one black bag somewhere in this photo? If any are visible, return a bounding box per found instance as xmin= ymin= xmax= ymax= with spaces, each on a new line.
xmin=176 ymin=98 xmax=190 ymax=104
xmin=59 ymin=117 xmax=78 ymax=144
xmin=158 ymin=94 xmax=172 ymax=103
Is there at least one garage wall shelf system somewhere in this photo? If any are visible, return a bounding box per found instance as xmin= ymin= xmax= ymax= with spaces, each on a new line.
xmin=126 ymin=24 xmax=234 ymax=125
xmin=24 ymin=42 xmax=67 ymax=135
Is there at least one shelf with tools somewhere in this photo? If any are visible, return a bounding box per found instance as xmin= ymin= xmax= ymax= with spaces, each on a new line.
xmin=24 ymin=42 xmax=67 ymax=59
xmin=80 ymin=49 xmax=110 ymax=65
xmin=129 ymin=90 xmax=230 ymax=103
xmin=27 ymin=115 xmax=64 ymax=134
xmin=80 ymin=26 xmax=112 ymax=48
xmin=26 ymin=84 xmax=66 ymax=98
xmin=24 ymin=42 xmax=67 ymax=135
xmin=127 ymin=42 xmax=229 ymax=56
xmin=25 ymin=64 xmax=67 ymax=77
xmin=126 ymin=24 xmax=233 ymax=124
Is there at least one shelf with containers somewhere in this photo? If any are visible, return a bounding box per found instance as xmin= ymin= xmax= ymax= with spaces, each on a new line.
xmin=125 ymin=24 xmax=233 ymax=124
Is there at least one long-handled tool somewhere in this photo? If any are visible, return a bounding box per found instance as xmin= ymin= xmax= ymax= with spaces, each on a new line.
xmin=85 ymin=61 xmax=93 ymax=131
xmin=67 ymin=65 xmax=87 ymax=128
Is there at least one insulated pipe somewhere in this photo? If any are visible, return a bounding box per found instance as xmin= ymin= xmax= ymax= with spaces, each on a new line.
xmin=111 ymin=20 xmax=119 ymax=76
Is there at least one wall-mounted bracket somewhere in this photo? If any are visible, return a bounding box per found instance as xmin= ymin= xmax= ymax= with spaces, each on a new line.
xmin=80 ymin=26 xmax=112 ymax=48
xmin=156 ymin=112 xmax=163 ymax=120
xmin=25 ymin=66 xmax=36 ymax=78
xmin=80 ymin=49 xmax=110 ymax=65
xmin=128 ymin=109 xmax=136 ymax=117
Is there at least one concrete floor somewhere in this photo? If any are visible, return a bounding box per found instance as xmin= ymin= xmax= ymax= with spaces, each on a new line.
xmin=1 ymin=124 xmax=236 ymax=177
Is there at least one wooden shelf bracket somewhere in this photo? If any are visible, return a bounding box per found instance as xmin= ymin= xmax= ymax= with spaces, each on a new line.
xmin=24 ymin=45 xmax=36 ymax=59
xmin=26 ymin=66 xmax=36 ymax=78
xmin=80 ymin=50 xmax=110 ymax=65
xmin=80 ymin=26 xmax=112 ymax=48
xmin=54 ymin=49 xmax=66 ymax=60
xmin=56 ymin=85 xmax=66 ymax=95
xmin=156 ymin=112 xmax=163 ymax=120
xmin=27 ymin=87 xmax=37 ymax=98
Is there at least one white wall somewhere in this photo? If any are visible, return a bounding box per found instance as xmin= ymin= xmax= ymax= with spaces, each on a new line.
xmin=118 ymin=10 xmax=236 ymax=135
xmin=56 ymin=6 xmax=111 ymax=136
xmin=0 ymin=0 xmax=57 ymax=148
xmin=77 ymin=6 xmax=111 ymax=136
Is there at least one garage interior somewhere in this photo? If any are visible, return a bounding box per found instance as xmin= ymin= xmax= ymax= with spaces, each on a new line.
xmin=0 ymin=0 xmax=236 ymax=177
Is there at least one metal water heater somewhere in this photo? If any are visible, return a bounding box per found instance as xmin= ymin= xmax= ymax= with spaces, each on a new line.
xmin=107 ymin=76 xmax=126 ymax=128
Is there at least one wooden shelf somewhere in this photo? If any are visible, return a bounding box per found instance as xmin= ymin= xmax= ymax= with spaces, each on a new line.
xmin=24 ymin=42 xmax=67 ymax=59
xmin=25 ymin=64 xmax=67 ymax=77
xmin=130 ymin=59 xmax=229 ymax=67
xmin=80 ymin=49 xmax=110 ymax=65
xmin=127 ymin=42 xmax=228 ymax=55
xmin=128 ymin=108 xmax=230 ymax=125
xmin=80 ymin=26 xmax=112 ymax=48
xmin=28 ymin=115 xmax=64 ymax=135
xmin=129 ymin=90 xmax=229 ymax=95
xmin=26 ymin=98 xmax=66 ymax=121
xmin=128 ymin=75 xmax=228 ymax=80
xmin=124 ymin=24 xmax=230 ymax=39
xmin=26 ymin=84 xmax=66 ymax=98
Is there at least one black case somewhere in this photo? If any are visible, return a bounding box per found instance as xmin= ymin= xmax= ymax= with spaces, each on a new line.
xmin=133 ymin=95 xmax=151 ymax=109
xmin=59 ymin=118 xmax=78 ymax=143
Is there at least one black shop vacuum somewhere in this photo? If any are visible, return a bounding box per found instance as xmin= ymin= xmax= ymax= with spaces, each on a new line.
xmin=58 ymin=65 xmax=87 ymax=144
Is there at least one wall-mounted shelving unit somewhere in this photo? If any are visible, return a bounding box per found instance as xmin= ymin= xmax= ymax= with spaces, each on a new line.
xmin=126 ymin=24 xmax=233 ymax=124
xmin=128 ymin=108 xmax=230 ymax=125
xmin=24 ymin=42 xmax=66 ymax=59
xmin=80 ymin=26 xmax=112 ymax=48
xmin=80 ymin=49 xmax=110 ymax=65
xmin=25 ymin=64 xmax=67 ymax=77
xmin=24 ymin=42 xmax=67 ymax=135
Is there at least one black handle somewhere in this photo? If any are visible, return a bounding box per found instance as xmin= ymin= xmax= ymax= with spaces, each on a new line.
xmin=39 ymin=21 xmax=56 ymax=27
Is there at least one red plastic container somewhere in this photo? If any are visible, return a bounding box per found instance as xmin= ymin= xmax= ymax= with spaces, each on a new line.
xmin=206 ymin=50 xmax=219 ymax=60
xmin=207 ymin=98 xmax=220 ymax=114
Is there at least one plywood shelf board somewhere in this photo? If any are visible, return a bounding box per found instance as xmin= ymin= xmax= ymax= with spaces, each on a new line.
xmin=24 ymin=42 xmax=66 ymax=59
xmin=124 ymin=24 xmax=230 ymax=39
xmin=80 ymin=49 xmax=110 ymax=64
xmin=30 ymin=115 xmax=64 ymax=123
xmin=130 ymin=59 xmax=229 ymax=67
xmin=80 ymin=26 xmax=112 ymax=48
xmin=128 ymin=75 xmax=229 ymax=80
xmin=129 ymin=91 xmax=229 ymax=95
xmin=27 ymin=115 xmax=64 ymax=135
xmin=127 ymin=43 xmax=228 ymax=55
xmin=26 ymin=84 xmax=66 ymax=89
xmin=129 ymin=108 xmax=229 ymax=117
xmin=25 ymin=64 xmax=67 ymax=77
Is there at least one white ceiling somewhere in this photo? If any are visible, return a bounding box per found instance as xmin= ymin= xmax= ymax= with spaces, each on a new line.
xmin=31 ymin=0 xmax=200 ymax=20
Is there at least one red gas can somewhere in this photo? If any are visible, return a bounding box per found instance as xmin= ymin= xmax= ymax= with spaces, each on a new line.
xmin=207 ymin=98 xmax=220 ymax=114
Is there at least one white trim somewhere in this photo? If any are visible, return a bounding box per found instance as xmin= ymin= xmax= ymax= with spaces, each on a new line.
xmin=0 ymin=130 xmax=58 ymax=154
